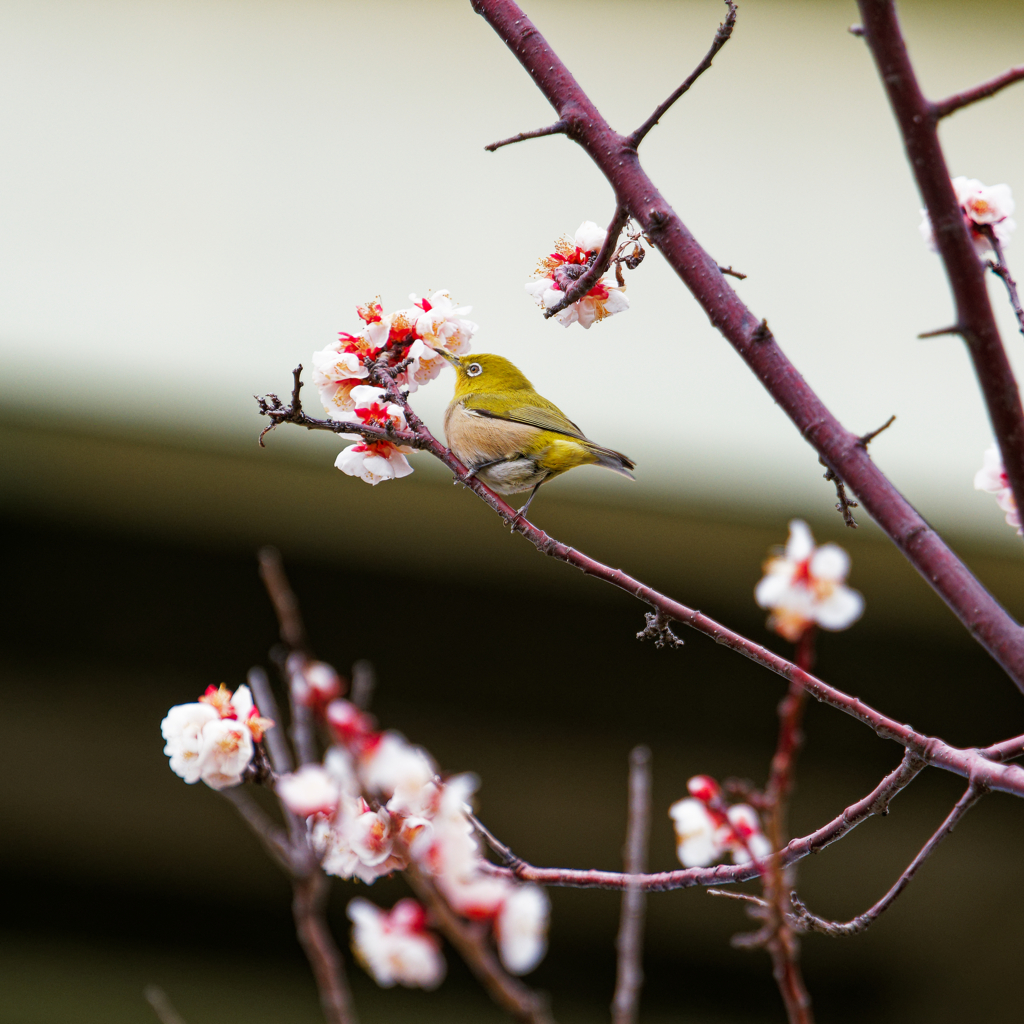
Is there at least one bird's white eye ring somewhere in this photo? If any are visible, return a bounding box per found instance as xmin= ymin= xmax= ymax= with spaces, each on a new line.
xmin=466 ymin=362 xmax=483 ymax=377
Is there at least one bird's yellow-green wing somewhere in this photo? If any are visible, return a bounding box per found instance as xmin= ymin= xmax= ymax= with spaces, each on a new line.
xmin=462 ymin=393 xmax=587 ymax=440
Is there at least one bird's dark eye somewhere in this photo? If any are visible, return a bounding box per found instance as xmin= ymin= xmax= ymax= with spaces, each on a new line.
xmin=466 ymin=363 xmax=483 ymax=377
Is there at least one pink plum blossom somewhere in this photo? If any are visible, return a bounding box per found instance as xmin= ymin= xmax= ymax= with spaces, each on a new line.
xmin=347 ymin=898 xmax=446 ymax=990
xmin=526 ymin=220 xmax=629 ymax=329
xmin=919 ymin=176 xmax=1016 ymax=257
xmin=974 ymin=445 xmax=1022 ymax=534
xmin=288 ymin=655 xmax=344 ymax=708
xmin=754 ymin=520 xmax=864 ymax=642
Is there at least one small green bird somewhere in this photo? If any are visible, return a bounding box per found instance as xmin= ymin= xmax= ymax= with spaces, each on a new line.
xmin=437 ymin=351 xmax=635 ymax=517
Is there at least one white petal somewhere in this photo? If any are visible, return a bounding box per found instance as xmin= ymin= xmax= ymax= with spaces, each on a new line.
xmin=809 ymin=544 xmax=849 ymax=583
xmin=814 ymin=585 xmax=864 ymax=631
xmin=785 ymin=520 xmax=814 ymax=561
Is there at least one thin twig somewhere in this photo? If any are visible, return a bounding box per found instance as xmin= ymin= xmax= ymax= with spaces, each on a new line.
xmin=979 ymin=732 xmax=1024 ymax=763
xmin=858 ymin=414 xmax=897 ymax=448
xmin=708 ymin=889 xmax=768 ymax=907
xmin=144 ymin=987 xmax=189 ymax=1024
xmin=350 ymin=659 xmax=376 ymax=711
xmin=248 ymin=666 xmax=294 ymax=774
xmin=718 ymin=264 xmax=747 ymax=280
xmin=820 ymin=461 xmax=859 ymax=528
xmin=791 ymin=785 xmax=984 ymax=937
xmin=404 ymin=864 xmax=555 ymax=1024
xmin=630 ymin=0 xmax=738 ymax=147
xmin=983 ymin=227 xmax=1024 ymax=339
xmin=542 ymin=206 xmax=629 ymax=318
xmin=293 ymin=873 xmax=359 ymax=1024
xmin=258 ymin=546 xmax=309 ymax=650
xmin=611 ymin=746 xmax=652 ymax=1024
xmin=485 ymin=119 xmax=568 ymax=152
xmin=932 ymin=64 xmax=1024 ymax=119
xmin=471 ymin=812 xmax=527 ymax=869
xmin=483 ymin=750 xmax=926 ymax=893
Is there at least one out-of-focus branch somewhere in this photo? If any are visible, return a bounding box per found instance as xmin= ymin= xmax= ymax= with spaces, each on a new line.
xmin=611 ymin=746 xmax=651 ymax=1024
xmin=629 ymin=0 xmax=737 ymax=147
xmin=293 ymin=873 xmax=359 ymax=1024
xmin=483 ymin=751 xmax=926 ymax=892
xmin=259 ymin=378 xmax=1024 ymax=799
xmin=404 ymin=865 xmax=555 ymax=1024
xmin=542 ymin=206 xmax=628 ymax=318
xmin=259 ymin=546 xmax=309 ymax=651
xmin=220 ymin=787 xmax=297 ymax=875
xmin=350 ymin=659 xmax=376 ymax=711
xmin=982 ymin=227 xmax=1024 ymax=339
xmin=791 ymin=785 xmax=983 ymax=937
xmin=144 ymin=987 xmax=189 ymax=1024
xmin=857 ymin=0 xmax=1024 ymax=534
xmin=248 ymin=666 xmax=294 ymax=774
xmin=759 ymin=630 xmax=816 ymax=1024
xmin=257 ymin=547 xmax=319 ymax=766
xmin=932 ymin=64 xmax=1024 ymax=120
xmin=469 ymin=0 xmax=1024 ymax=692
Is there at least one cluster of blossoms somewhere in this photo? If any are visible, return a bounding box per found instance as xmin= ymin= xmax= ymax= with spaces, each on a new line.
xmin=754 ymin=519 xmax=864 ymax=642
xmin=669 ymin=775 xmax=771 ymax=868
xmin=160 ymin=683 xmax=273 ymax=790
xmin=975 ymin=444 xmax=1022 ymax=535
xmin=275 ymin=687 xmax=549 ymax=988
xmin=311 ymin=291 xmax=477 ymax=483
xmin=525 ymin=220 xmax=630 ymax=328
xmin=920 ymin=176 xmax=1016 ymax=256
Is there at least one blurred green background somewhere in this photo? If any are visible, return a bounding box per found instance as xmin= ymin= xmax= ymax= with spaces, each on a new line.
xmin=3 ymin=0 xmax=1024 ymax=1022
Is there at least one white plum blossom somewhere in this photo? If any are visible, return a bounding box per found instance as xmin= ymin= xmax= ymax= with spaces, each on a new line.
xmin=669 ymin=797 xmax=722 ymax=868
xmin=670 ymin=776 xmax=772 ymax=868
xmin=724 ymin=804 xmax=773 ymax=865
xmin=161 ymin=683 xmax=270 ymax=789
xmin=347 ymin=898 xmax=446 ymax=990
xmin=288 ymin=655 xmax=343 ymax=708
xmin=526 ymin=220 xmax=629 ymax=329
xmin=400 ymin=338 xmax=448 ymax=393
xmin=410 ymin=290 xmax=477 ymax=355
xmin=755 ymin=520 xmax=864 ymax=642
xmin=919 ymin=176 xmax=1016 ymax=256
xmin=494 ymin=885 xmax=550 ymax=975
xmin=334 ymin=385 xmax=414 ymax=485
xmin=312 ymin=321 xmax=388 ymax=421
xmin=161 ymin=702 xmax=218 ymax=784
xmin=277 ymin=764 xmax=341 ymax=818
xmin=359 ymin=731 xmax=437 ymax=805
xmin=974 ymin=444 xmax=1022 ymax=534
xmin=197 ymin=718 xmax=254 ymax=790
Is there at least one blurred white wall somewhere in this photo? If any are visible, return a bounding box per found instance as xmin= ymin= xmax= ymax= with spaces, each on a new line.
xmin=1 ymin=0 xmax=1022 ymax=540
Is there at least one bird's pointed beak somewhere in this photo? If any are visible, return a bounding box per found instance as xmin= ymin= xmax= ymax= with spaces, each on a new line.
xmin=435 ymin=348 xmax=462 ymax=369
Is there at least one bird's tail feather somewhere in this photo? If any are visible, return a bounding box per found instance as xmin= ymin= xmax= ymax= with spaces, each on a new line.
xmin=587 ymin=442 xmax=636 ymax=480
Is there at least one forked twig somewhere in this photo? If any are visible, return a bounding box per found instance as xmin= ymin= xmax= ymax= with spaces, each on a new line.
xmin=791 ymin=785 xmax=983 ymax=937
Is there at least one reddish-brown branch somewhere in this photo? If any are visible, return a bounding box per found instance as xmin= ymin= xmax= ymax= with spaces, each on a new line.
xmin=469 ymin=0 xmax=1024 ymax=691
xmin=481 ymin=751 xmax=926 ymax=893
xmin=404 ymin=865 xmax=555 ymax=1024
xmin=933 ymin=64 xmax=1024 ymax=120
xmin=144 ymin=987 xmax=189 ymax=1024
xmin=629 ymin=0 xmax=738 ymax=147
xmin=791 ymin=785 xmax=983 ymax=936
xmin=542 ymin=205 xmax=628 ymax=318
xmin=260 ymin=385 xmax=1024 ymax=799
xmin=856 ymin=1 xmax=1024 ymax=532
xmin=760 ymin=630 xmax=816 ymax=1024
xmin=611 ymin=746 xmax=652 ymax=1024
xmin=293 ymin=873 xmax=359 ymax=1024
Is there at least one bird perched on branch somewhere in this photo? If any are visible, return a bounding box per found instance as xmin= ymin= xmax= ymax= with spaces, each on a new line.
xmin=437 ymin=351 xmax=635 ymax=518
